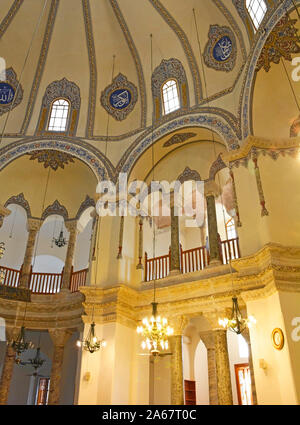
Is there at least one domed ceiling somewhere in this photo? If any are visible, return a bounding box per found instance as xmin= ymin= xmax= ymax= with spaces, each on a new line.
xmin=0 ymin=0 xmax=294 ymax=178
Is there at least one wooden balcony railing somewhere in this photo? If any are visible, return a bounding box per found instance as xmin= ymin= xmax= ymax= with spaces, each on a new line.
xmin=144 ymin=237 xmax=240 ymax=282
xmin=0 ymin=264 xmax=87 ymax=294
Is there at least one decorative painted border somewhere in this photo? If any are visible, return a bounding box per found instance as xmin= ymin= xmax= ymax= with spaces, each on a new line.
xmin=21 ymin=0 xmax=59 ymax=134
xmin=148 ymin=0 xmax=202 ymax=103
xmin=0 ymin=0 xmax=24 ymax=40
xmin=177 ymin=167 xmax=201 ymax=183
xmin=41 ymin=199 xmax=69 ymax=221
xmin=4 ymin=193 xmax=31 ymax=217
xmin=0 ymin=137 xmax=113 ymax=181
xmin=100 ymin=73 xmax=138 ymax=121
xmin=119 ymin=110 xmax=239 ymax=177
xmin=240 ymin=0 xmax=300 ymax=139
xmin=76 ymin=195 xmax=95 ymax=219
xmin=203 ymin=25 xmax=237 ymax=72
xmin=109 ymin=0 xmax=147 ymax=128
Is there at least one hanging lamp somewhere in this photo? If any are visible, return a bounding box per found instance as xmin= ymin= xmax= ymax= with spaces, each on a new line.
xmin=53 ymin=221 xmax=68 ymax=248
xmin=76 ymin=306 xmax=106 ymax=353
xmin=192 ymin=8 xmax=256 ymax=335
xmin=136 ymin=35 xmax=173 ymax=356
xmin=17 ymin=332 xmax=46 ymax=369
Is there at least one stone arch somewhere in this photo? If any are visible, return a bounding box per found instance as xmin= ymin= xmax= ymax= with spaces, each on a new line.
xmin=41 ymin=200 xmax=69 ymax=221
xmin=241 ymin=0 xmax=295 ymax=138
xmin=120 ymin=111 xmax=239 ymax=177
xmin=0 ymin=138 xmax=111 ymax=182
xmin=177 ymin=167 xmax=201 ymax=184
xmin=75 ymin=195 xmax=95 ymax=220
xmin=4 ymin=193 xmax=31 ymax=217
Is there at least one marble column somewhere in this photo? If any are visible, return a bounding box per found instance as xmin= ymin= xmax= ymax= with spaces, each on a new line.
xmin=170 ymin=335 xmax=184 ymax=405
xmin=243 ymin=328 xmax=258 ymax=405
xmin=48 ymin=329 xmax=72 ymax=405
xmin=0 ymin=328 xmax=18 ymax=405
xmin=199 ymin=331 xmax=218 ymax=405
xmin=213 ymin=329 xmax=233 ymax=405
xmin=61 ymin=220 xmax=78 ymax=290
xmin=170 ymin=191 xmax=181 ymax=274
xmin=205 ymin=181 xmax=221 ymax=265
xmin=19 ymin=218 xmax=41 ymax=289
xmin=136 ymin=217 xmax=144 ymax=269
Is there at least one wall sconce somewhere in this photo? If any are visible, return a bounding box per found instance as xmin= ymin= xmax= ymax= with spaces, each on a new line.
xmin=83 ymin=371 xmax=91 ymax=382
xmin=259 ymin=359 xmax=268 ymax=374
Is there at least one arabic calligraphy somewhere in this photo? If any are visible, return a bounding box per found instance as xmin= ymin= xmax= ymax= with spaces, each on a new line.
xmin=213 ymin=36 xmax=233 ymax=62
xmin=0 ymin=82 xmax=15 ymax=105
xmin=110 ymin=89 xmax=131 ymax=110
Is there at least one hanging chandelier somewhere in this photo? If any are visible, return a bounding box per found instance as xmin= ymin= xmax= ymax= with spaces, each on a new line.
xmin=53 ymin=229 xmax=68 ymax=248
xmin=218 ymin=297 xmax=256 ymax=335
xmin=18 ymin=346 xmax=45 ymax=369
xmin=137 ymin=302 xmax=174 ymax=356
xmin=8 ymin=326 xmax=35 ymax=359
xmin=77 ymin=322 xmax=106 ymax=353
xmin=0 ymin=241 xmax=5 ymax=258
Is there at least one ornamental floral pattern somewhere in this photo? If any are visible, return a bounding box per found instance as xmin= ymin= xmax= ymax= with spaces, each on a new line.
xmin=203 ymin=25 xmax=237 ymax=72
xmin=100 ymin=73 xmax=138 ymax=121
xmin=256 ymin=14 xmax=300 ymax=72
xmin=27 ymin=149 xmax=75 ymax=171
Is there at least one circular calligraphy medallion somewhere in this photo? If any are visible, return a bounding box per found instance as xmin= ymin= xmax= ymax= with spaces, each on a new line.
xmin=109 ymin=88 xmax=131 ymax=110
xmin=0 ymin=82 xmax=15 ymax=105
xmin=213 ymin=36 xmax=233 ymax=62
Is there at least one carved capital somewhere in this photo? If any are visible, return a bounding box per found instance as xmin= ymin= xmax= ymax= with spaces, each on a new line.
xmin=27 ymin=218 xmax=41 ymax=233
xmin=204 ymin=180 xmax=221 ymax=198
xmin=49 ymin=329 xmax=73 ymax=347
xmin=199 ymin=330 xmax=215 ymax=350
xmin=170 ymin=315 xmax=189 ymax=335
xmin=65 ymin=220 xmax=78 ymax=234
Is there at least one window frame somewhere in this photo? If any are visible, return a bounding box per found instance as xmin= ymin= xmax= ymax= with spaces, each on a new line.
xmin=245 ymin=0 xmax=267 ymax=31
xmin=47 ymin=97 xmax=71 ymax=133
xmin=161 ymin=78 xmax=180 ymax=116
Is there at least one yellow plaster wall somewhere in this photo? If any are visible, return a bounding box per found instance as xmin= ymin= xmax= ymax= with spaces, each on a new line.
xmin=0 ymin=155 xmax=97 ymax=218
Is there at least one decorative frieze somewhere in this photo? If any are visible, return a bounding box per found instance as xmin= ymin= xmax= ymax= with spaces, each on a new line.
xmin=203 ymin=25 xmax=237 ymax=72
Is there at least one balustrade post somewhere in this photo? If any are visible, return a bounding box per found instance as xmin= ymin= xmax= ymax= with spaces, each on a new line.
xmin=144 ymin=252 xmax=148 ymax=282
xmin=19 ymin=218 xmax=41 ymax=289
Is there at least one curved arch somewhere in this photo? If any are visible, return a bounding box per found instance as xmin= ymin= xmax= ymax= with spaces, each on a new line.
xmin=76 ymin=195 xmax=95 ymax=220
xmin=41 ymin=200 xmax=69 ymax=221
xmin=0 ymin=137 xmax=112 ymax=181
xmin=4 ymin=193 xmax=31 ymax=217
xmin=241 ymin=0 xmax=297 ymax=138
xmin=119 ymin=110 xmax=239 ymax=177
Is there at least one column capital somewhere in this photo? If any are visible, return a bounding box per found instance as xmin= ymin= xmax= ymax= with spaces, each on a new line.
xmin=27 ymin=218 xmax=41 ymax=233
xmin=203 ymin=310 xmax=231 ymax=331
xmin=170 ymin=315 xmax=189 ymax=335
xmin=49 ymin=329 xmax=73 ymax=347
xmin=204 ymin=180 xmax=221 ymax=198
xmin=199 ymin=330 xmax=215 ymax=350
xmin=0 ymin=204 xmax=11 ymax=228
xmin=65 ymin=219 xmax=78 ymax=234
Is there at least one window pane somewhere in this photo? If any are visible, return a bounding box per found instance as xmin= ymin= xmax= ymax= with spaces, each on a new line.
xmin=246 ymin=0 xmax=267 ymax=30
xmin=48 ymin=99 xmax=69 ymax=132
xmin=162 ymin=79 xmax=180 ymax=115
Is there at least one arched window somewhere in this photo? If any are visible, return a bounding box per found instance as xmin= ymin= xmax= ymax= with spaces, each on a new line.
xmin=162 ymin=79 xmax=180 ymax=115
xmin=246 ymin=0 xmax=267 ymax=30
xmin=48 ymin=99 xmax=70 ymax=132
xmin=226 ymin=217 xmax=237 ymax=240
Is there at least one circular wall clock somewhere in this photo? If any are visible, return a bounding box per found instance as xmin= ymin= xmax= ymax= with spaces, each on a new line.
xmin=272 ymin=328 xmax=284 ymax=350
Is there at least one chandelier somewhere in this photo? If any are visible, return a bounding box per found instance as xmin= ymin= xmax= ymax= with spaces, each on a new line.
xmin=0 ymin=241 xmax=5 ymax=258
xmin=77 ymin=322 xmax=106 ymax=353
xmin=218 ymin=297 xmax=256 ymax=335
xmin=53 ymin=229 xmax=68 ymax=248
xmin=17 ymin=346 xmax=45 ymax=369
xmin=8 ymin=326 xmax=34 ymax=359
xmin=137 ymin=302 xmax=174 ymax=356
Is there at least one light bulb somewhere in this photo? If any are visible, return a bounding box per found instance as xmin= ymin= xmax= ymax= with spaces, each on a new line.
xmin=76 ymin=340 xmax=82 ymax=348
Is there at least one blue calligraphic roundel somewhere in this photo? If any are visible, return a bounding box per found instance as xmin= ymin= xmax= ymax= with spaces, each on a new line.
xmin=109 ymin=88 xmax=131 ymax=110
xmin=0 ymin=82 xmax=15 ymax=105
xmin=213 ymin=36 xmax=233 ymax=62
